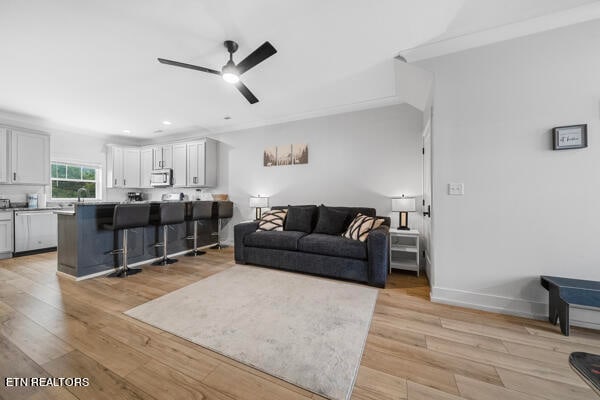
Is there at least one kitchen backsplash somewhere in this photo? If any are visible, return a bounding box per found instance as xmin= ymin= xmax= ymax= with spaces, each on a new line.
xmin=0 ymin=184 xmax=47 ymax=203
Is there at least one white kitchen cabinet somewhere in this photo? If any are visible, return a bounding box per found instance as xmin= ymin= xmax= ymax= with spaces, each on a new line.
xmin=107 ymin=145 xmax=140 ymax=188
xmin=0 ymin=129 xmax=7 ymax=183
xmin=0 ymin=211 xmax=13 ymax=255
xmin=186 ymin=139 xmax=217 ymax=187
xmin=111 ymin=146 xmax=124 ymax=187
xmin=153 ymin=145 xmax=172 ymax=170
xmin=140 ymin=148 xmax=153 ymax=188
xmin=10 ymin=129 xmax=50 ymax=185
xmin=123 ymin=148 xmax=140 ymax=188
xmin=172 ymin=143 xmax=187 ymax=187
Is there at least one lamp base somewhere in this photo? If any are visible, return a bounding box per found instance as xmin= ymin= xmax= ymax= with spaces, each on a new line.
xmin=396 ymin=211 xmax=410 ymax=230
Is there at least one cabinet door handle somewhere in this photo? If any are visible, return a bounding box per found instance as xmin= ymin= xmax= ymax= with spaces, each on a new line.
xmin=123 ymin=179 xmax=126 ymax=186
xmin=13 ymin=172 xmax=16 ymax=181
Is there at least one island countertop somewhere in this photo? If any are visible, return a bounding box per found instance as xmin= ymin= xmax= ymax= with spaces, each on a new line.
xmin=56 ymin=200 xmax=227 ymax=279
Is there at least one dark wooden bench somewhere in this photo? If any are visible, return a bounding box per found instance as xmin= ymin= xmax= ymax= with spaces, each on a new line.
xmin=541 ymin=276 xmax=600 ymax=336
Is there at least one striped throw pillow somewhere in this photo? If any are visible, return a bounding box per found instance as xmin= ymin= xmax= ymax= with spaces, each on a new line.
xmin=342 ymin=213 xmax=384 ymax=242
xmin=257 ymin=209 xmax=287 ymax=231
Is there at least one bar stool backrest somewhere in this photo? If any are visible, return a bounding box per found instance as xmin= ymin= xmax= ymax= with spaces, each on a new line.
xmin=112 ymin=204 xmax=151 ymax=230
xmin=188 ymin=201 xmax=215 ymax=220
xmin=216 ymin=201 xmax=233 ymax=219
xmin=158 ymin=202 xmax=186 ymax=225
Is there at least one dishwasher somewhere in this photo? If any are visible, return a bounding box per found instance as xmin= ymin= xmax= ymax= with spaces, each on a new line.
xmin=14 ymin=210 xmax=58 ymax=253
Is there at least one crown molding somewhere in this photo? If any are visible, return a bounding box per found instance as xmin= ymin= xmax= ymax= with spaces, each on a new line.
xmin=402 ymin=2 xmax=600 ymax=62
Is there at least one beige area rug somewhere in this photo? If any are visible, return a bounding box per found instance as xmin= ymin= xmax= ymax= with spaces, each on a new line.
xmin=125 ymin=265 xmax=378 ymax=400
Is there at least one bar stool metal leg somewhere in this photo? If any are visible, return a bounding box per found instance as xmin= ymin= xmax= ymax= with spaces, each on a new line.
xmin=186 ymin=221 xmax=206 ymax=256
xmin=153 ymin=225 xmax=178 ymax=266
xmin=210 ymin=218 xmax=228 ymax=250
xmin=108 ymin=229 xmax=142 ymax=277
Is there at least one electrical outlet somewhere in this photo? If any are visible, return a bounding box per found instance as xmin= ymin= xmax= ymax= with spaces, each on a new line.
xmin=448 ymin=183 xmax=464 ymax=195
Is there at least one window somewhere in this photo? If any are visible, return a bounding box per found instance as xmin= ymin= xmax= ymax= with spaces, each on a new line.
xmin=50 ymin=162 xmax=102 ymax=200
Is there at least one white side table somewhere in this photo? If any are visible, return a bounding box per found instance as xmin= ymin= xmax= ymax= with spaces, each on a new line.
xmin=388 ymin=228 xmax=420 ymax=276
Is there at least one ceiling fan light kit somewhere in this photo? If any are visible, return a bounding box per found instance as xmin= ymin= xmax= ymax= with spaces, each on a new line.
xmin=158 ymin=40 xmax=277 ymax=104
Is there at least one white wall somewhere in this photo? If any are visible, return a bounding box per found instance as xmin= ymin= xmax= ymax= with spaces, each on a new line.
xmin=209 ymin=104 xmax=423 ymax=243
xmin=419 ymin=20 xmax=600 ymax=324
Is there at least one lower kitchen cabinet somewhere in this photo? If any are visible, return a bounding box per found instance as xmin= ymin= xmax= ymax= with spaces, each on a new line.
xmin=0 ymin=211 xmax=13 ymax=257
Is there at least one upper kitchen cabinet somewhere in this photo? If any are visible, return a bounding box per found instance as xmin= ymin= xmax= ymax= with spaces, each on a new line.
xmin=0 ymin=129 xmax=7 ymax=183
xmin=172 ymin=143 xmax=187 ymax=187
xmin=153 ymin=145 xmax=172 ymax=170
xmin=187 ymin=139 xmax=217 ymax=187
xmin=10 ymin=129 xmax=50 ymax=185
xmin=140 ymin=148 xmax=153 ymax=188
xmin=107 ymin=145 xmax=140 ymax=188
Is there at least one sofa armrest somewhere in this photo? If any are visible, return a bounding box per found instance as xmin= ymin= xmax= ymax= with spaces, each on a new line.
xmin=234 ymin=221 xmax=259 ymax=263
xmin=367 ymin=225 xmax=390 ymax=288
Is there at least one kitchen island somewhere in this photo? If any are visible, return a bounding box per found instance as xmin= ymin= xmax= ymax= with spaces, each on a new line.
xmin=56 ymin=201 xmax=222 ymax=279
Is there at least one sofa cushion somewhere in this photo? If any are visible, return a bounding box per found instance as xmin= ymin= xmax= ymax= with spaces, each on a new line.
xmin=313 ymin=205 xmax=350 ymax=235
xmin=245 ymin=230 xmax=307 ymax=251
xmin=284 ymin=205 xmax=317 ymax=233
xmin=257 ymin=209 xmax=287 ymax=231
xmin=298 ymin=233 xmax=367 ymax=260
xmin=342 ymin=213 xmax=385 ymax=242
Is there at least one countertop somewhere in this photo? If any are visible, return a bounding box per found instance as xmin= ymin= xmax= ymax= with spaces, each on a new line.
xmin=0 ymin=206 xmax=64 ymax=212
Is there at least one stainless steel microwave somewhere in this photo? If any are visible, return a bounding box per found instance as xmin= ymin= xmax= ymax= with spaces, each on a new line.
xmin=150 ymin=169 xmax=173 ymax=187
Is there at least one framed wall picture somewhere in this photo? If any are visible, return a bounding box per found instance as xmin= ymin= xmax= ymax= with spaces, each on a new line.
xmin=277 ymin=144 xmax=292 ymax=165
xmin=292 ymin=143 xmax=308 ymax=165
xmin=263 ymin=146 xmax=277 ymax=167
xmin=553 ymin=124 xmax=588 ymax=150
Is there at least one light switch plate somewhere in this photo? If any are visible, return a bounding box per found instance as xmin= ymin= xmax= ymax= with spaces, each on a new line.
xmin=448 ymin=183 xmax=464 ymax=195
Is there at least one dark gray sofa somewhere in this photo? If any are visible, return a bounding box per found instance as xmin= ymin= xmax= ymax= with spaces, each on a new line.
xmin=234 ymin=206 xmax=390 ymax=287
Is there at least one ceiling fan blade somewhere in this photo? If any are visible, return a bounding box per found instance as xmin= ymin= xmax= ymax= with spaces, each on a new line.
xmin=235 ymin=41 xmax=277 ymax=75
xmin=157 ymin=58 xmax=221 ymax=75
xmin=234 ymin=81 xmax=259 ymax=104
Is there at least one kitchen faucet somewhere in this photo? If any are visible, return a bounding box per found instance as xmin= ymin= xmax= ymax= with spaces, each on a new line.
xmin=77 ymin=187 xmax=89 ymax=203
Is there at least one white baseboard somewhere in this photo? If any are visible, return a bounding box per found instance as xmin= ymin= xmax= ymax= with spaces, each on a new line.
xmin=430 ymin=286 xmax=600 ymax=330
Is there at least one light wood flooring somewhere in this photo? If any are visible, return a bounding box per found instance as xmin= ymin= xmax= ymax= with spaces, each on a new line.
xmin=0 ymin=249 xmax=598 ymax=400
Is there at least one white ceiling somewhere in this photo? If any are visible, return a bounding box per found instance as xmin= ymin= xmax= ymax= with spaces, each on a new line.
xmin=0 ymin=0 xmax=597 ymax=138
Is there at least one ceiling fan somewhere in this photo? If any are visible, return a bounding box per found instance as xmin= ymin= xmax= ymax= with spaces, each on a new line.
xmin=158 ymin=40 xmax=277 ymax=104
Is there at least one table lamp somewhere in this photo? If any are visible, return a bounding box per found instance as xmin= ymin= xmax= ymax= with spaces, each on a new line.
xmin=391 ymin=196 xmax=416 ymax=230
xmin=249 ymin=196 xmax=269 ymax=220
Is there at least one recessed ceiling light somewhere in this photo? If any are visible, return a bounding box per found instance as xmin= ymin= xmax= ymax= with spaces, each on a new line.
xmin=122 ymin=129 xmax=131 ymax=134
xmin=162 ymin=120 xmax=172 ymax=125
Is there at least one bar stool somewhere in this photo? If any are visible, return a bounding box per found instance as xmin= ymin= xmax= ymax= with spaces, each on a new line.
xmin=185 ymin=201 xmax=216 ymax=256
xmin=102 ymin=203 xmax=151 ymax=278
xmin=211 ymin=201 xmax=233 ymax=250
xmin=151 ymin=202 xmax=186 ymax=266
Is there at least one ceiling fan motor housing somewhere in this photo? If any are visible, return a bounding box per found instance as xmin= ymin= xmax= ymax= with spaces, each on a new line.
xmin=224 ymin=40 xmax=239 ymax=55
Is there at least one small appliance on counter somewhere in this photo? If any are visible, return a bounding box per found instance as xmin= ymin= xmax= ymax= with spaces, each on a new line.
xmin=161 ymin=193 xmax=188 ymax=201
xmin=127 ymin=192 xmax=143 ymax=202
xmin=27 ymin=194 xmax=39 ymax=209
xmin=0 ymin=199 xmax=10 ymax=209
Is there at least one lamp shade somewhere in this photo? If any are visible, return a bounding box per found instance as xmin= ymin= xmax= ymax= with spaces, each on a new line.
xmin=391 ymin=197 xmax=416 ymax=212
xmin=249 ymin=196 xmax=269 ymax=208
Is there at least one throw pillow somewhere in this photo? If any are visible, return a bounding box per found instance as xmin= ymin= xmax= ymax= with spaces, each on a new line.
xmin=256 ymin=209 xmax=287 ymax=231
xmin=342 ymin=213 xmax=385 ymax=242
xmin=314 ymin=205 xmax=350 ymax=235
xmin=284 ymin=205 xmax=317 ymax=233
